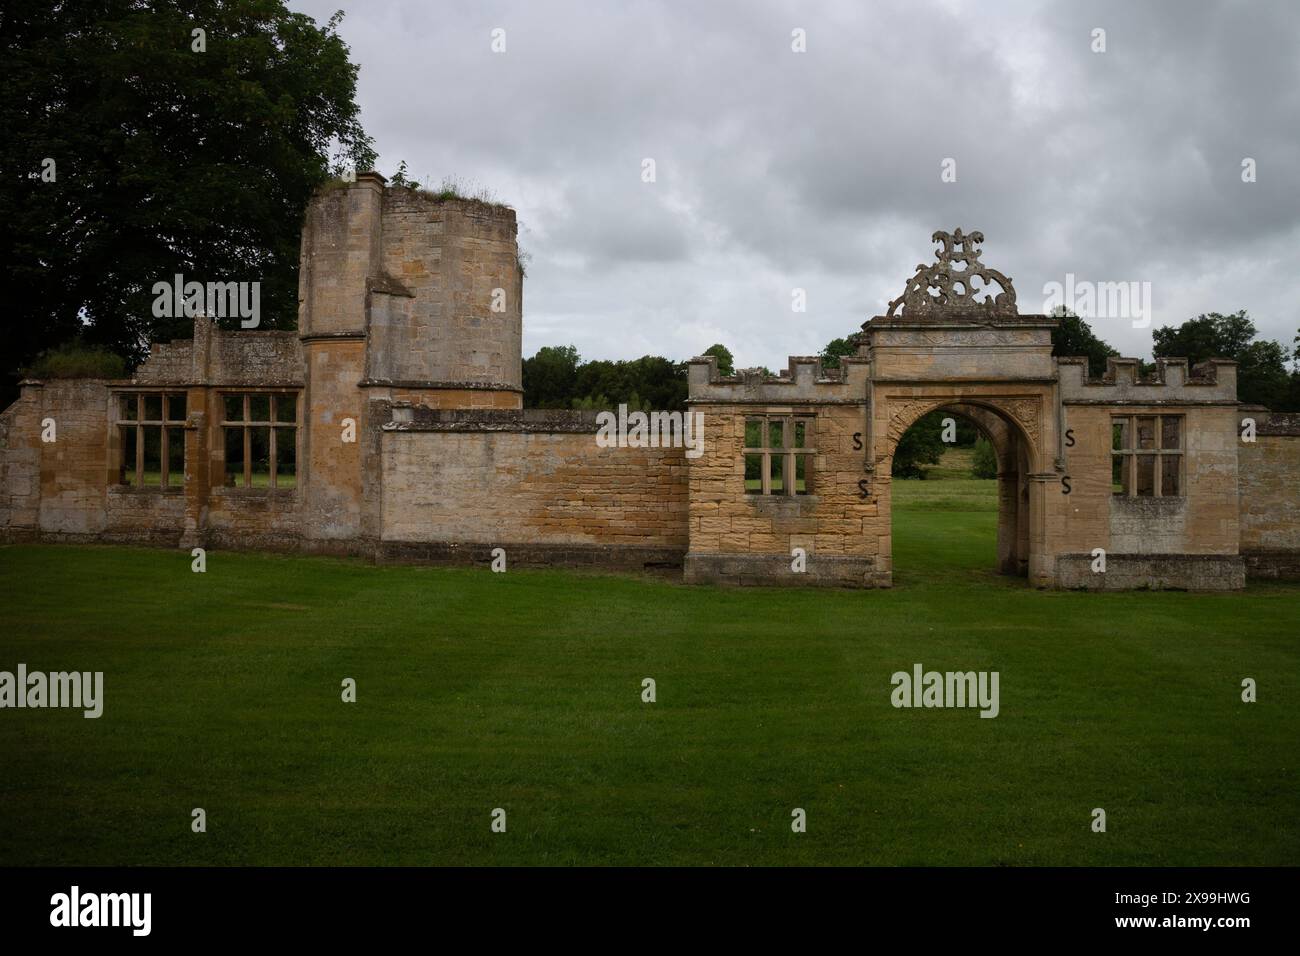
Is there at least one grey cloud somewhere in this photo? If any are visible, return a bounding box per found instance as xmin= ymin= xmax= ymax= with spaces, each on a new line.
xmin=292 ymin=0 xmax=1300 ymax=367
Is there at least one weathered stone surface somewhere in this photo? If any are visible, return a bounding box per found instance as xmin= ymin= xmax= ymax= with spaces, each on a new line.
xmin=1237 ymin=410 xmax=1300 ymax=567
xmin=684 ymin=551 xmax=886 ymax=588
xmin=1055 ymin=553 xmax=1246 ymax=591
xmin=0 ymin=216 xmax=1295 ymax=592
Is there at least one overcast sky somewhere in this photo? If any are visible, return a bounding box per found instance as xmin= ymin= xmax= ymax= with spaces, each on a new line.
xmin=290 ymin=0 xmax=1300 ymax=370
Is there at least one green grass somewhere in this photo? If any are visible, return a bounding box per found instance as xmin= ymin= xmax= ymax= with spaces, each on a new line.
xmin=1 ymin=458 xmax=1296 ymax=866
xmin=924 ymin=444 xmax=980 ymax=480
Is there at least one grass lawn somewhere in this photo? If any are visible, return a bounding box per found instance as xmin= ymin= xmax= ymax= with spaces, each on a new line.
xmin=1 ymin=458 xmax=1297 ymax=866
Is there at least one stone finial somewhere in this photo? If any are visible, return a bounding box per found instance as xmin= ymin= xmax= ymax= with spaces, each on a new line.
xmin=885 ymin=228 xmax=1017 ymax=318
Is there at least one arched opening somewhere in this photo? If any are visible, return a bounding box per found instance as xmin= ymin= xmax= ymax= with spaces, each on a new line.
xmin=885 ymin=401 xmax=1031 ymax=584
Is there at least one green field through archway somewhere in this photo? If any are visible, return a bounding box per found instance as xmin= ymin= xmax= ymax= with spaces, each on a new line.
xmin=891 ymin=447 xmax=1003 ymax=586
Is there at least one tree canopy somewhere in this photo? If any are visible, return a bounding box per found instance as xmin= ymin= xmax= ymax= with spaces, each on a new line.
xmin=1153 ymin=311 xmax=1294 ymax=409
xmin=523 ymin=347 xmax=688 ymax=411
xmin=1048 ymin=307 xmax=1119 ymax=379
xmin=702 ymin=344 xmax=734 ymax=375
xmin=1 ymin=1 xmax=375 ymax=402
xmin=818 ymin=336 xmax=858 ymax=370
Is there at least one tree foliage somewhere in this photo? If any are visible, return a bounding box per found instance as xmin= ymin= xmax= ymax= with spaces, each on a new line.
xmin=521 ymin=345 xmax=580 ymax=407
xmin=971 ymin=437 xmax=998 ymax=479
xmin=0 ymin=1 xmax=376 ymax=402
xmin=1153 ymin=311 xmax=1293 ymax=409
xmin=818 ymin=336 xmax=858 ymax=370
xmin=573 ymin=355 xmax=688 ymax=411
xmin=1049 ymin=307 xmax=1119 ymax=378
xmin=702 ymin=343 xmax=734 ymax=375
xmin=892 ymin=411 xmax=947 ymax=478
xmin=522 ymin=346 xmax=688 ymax=411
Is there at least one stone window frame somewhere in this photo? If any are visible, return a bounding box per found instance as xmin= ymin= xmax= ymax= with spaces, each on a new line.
xmin=743 ymin=414 xmax=815 ymax=496
xmin=219 ymin=391 xmax=300 ymax=490
xmin=1111 ymin=413 xmax=1183 ymax=498
xmin=113 ymin=391 xmax=188 ymax=491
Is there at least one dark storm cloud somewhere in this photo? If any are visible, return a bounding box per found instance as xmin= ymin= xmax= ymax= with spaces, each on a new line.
xmin=292 ymin=0 xmax=1300 ymax=368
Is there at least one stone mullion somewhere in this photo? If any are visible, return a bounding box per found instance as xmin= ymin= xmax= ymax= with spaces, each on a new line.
xmin=160 ymin=424 xmax=169 ymax=489
xmin=269 ymin=417 xmax=279 ymax=488
xmin=135 ymin=394 xmax=145 ymax=489
xmin=178 ymin=385 xmax=210 ymax=551
xmin=243 ymin=395 xmax=252 ymax=489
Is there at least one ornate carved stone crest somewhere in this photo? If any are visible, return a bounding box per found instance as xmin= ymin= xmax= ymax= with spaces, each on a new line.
xmin=886 ymin=229 xmax=1018 ymax=318
xmin=1003 ymin=398 xmax=1041 ymax=445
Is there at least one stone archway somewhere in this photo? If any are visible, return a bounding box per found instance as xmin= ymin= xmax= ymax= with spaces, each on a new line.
xmin=684 ymin=227 xmax=1073 ymax=590
xmin=930 ymin=400 xmax=1028 ymax=576
xmin=869 ymin=391 xmax=1055 ymax=586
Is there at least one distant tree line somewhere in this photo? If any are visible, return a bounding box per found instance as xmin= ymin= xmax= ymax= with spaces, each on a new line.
xmin=522 ymin=346 xmax=688 ymax=411
xmin=526 ymin=308 xmax=1300 ymax=480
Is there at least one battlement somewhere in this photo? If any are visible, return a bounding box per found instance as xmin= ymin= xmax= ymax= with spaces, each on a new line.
xmin=1058 ymin=355 xmax=1237 ymax=404
xmin=686 ymin=353 xmax=870 ymax=404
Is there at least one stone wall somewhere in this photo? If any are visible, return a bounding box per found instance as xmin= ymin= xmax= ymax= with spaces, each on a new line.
xmin=135 ymin=325 xmax=302 ymax=387
xmin=1056 ymin=357 xmax=1244 ymax=589
xmin=370 ymin=190 xmax=523 ymax=394
xmin=133 ymin=340 xmax=193 ymax=384
xmin=684 ymin=356 xmax=883 ymax=587
xmin=1059 ymin=402 xmax=1241 ymax=557
xmin=2 ymin=207 xmax=1293 ymax=594
xmin=684 ymin=403 xmax=881 ymax=585
xmin=204 ymin=487 xmax=304 ymax=552
xmin=1055 ymin=553 xmax=1247 ymax=590
xmin=300 ymin=339 xmax=365 ymax=542
xmin=0 ymin=380 xmax=191 ymax=544
xmin=378 ymin=409 xmax=687 ymax=567
xmin=1238 ymin=410 xmax=1300 ymax=578
xmin=0 ymin=385 xmax=44 ymax=538
xmin=35 ymin=381 xmax=115 ymax=537
xmin=103 ymin=487 xmax=187 ymax=545
xmin=207 ymin=330 xmax=302 ymax=386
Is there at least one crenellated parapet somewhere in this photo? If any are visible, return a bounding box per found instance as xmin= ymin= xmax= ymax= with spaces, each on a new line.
xmin=687 ymin=354 xmax=870 ymax=405
xmin=1058 ymin=355 xmax=1237 ymax=404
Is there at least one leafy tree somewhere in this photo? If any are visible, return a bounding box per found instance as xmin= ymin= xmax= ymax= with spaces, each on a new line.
xmin=892 ymin=411 xmax=947 ymax=478
xmin=819 ymin=336 xmax=858 ymax=370
xmin=1152 ymin=311 xmax=1257 ymax=363
xmin=1232 ymin=339 xmax=1291 ymax=410
xmin=1289 ymin=329 xmax=1300 ymax=410
xmin=525 ymin=349 xmax=687 ymax=411
xmin=971 ymin=437 xmax=998 ymax=479
xmin=574 ymin=356 xmax=687 ymax=411
xmin=1049 ymin=307 xmax=1118 ymax=379
xmin=0 ymin=2 xmax=375 ymax=403
xmin=1153 ymin=311 xmax=1292 ymax=408
xmin=522 ymin=345 xmax=580 ymax=408
xmin=624 ymin=356 xmax=688 ymax=410
xmin=702 ymin=344 xmax=734 ymax=375
xmin=570 ymin=393 xmax=613 ymax=411
xmin=389 ymin=160 xmax=412 ymax=188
